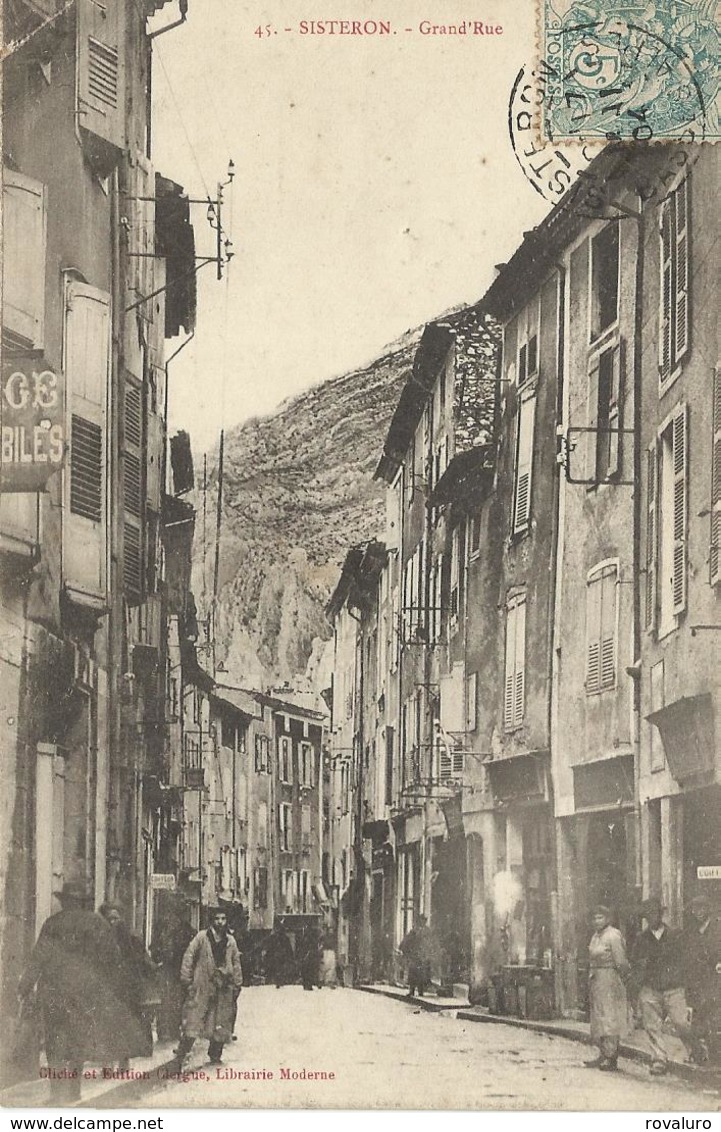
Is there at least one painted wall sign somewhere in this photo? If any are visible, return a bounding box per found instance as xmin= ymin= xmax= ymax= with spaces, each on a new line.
xmin=697 ymin=865 xmax=721 ymax=880
xmin=1 ymin=357 xmax=65 ymax=492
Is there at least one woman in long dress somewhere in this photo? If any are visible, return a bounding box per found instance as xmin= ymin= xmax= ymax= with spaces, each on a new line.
xmin=586 ymin=904 xmax=630 ymax=1072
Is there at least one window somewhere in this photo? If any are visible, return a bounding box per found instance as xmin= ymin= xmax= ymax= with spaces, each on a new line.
xmin=254 ymin=733 xmax=270 ymax=773
xmin=469 ymin=512 xmax=482 ymax=558
xmin=76 ymin=0 xmax=125 ymax=174
xmin=384 ymin=726 xmax=394 ymax=807
xmin=586 ymin=563 xmax=618 ymax=694
xmin=590 ymin=224 xmax=620 ymax=341
xmin=588 ymin=344 xmax=623 ymax=482
xmin=279 ymin=803 xmax=292 ymax=852
xmin=297 ymin=869 xmax=310 ymax=913
xmin=300 ymin=741 xmax=314 ymax=787
xmin=711 ymin=368 xmax=721 ymax=586
xmin=503 ymin=592 xmax=526 ymax=731
xmin=122 ymin=376 xmax=144 ymax=602
xmin=278 ymin=736 xmax=292 ymax=783
xmin=2 ymin=169 xmax=46 ymax=348
xmin=513 ymin=388 xmax=537 ymax=535
xmin=340 ymin=761 xmax=350 ymax=815
xmin=301 ymin=804 xmax=312 ymax=849
xmin=449 ymin=528 xmax=460 ymax=625
xmin=64 ymin=281 xmax=110 ymax=601
xmin=282 ymin=869 xmax=295 ymax=912
xmin=659 ymin=176 xmax=690 ymax=387
xmin=649 ymin=660 xmax=665 ymax=772
xmin=253 ymin=866 xmax=268 ymax=910
xmin=403 ymin=540 xmax=426 ymax=642
xmin=517 ymin=301 xmax=539 ymax=387
xmin=466 ymin=672 xmax=478 ymax=733
xmin=647 ymin=404 xmax=688 ymax=633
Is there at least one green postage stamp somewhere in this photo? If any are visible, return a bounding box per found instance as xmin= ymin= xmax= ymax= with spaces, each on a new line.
xmin=540 ymin=0 xmax=721 ymax=141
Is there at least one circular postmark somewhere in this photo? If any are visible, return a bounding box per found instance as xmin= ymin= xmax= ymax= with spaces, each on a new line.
xmin=509 ymin=63 xmax=602 ymax=202
xmin=542 ymin=3 xmax=714 ymax=141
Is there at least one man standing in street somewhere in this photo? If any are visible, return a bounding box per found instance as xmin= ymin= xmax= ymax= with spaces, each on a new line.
xmin=399 ymin=914 xmax=436 ymax=998
xmin=176 ymin=908 xmax=243 ymax=1066
xmin=684 ymin=894 xmax=721 ymax=1065
xmin=17 ymin=881 xmax=129 ymax=1103
xmin=631 ymin=896 xmax=694 ymax=1076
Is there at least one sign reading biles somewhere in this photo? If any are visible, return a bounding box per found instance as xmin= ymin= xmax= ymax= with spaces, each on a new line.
xmin=1 ymin=357 xmax=65 ymax=492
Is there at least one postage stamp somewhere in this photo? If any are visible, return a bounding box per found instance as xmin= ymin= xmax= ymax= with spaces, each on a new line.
xmin=540 ymin=0 xmax=721 ymax=142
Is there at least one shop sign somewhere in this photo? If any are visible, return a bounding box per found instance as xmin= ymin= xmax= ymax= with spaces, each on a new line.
xmin=1 ymin=357 xmax=65 ymax=492
xmin=150 ymin=873 xmax=177 ymax=890
xmin=697 ymin=866 xmax=721 ymax=880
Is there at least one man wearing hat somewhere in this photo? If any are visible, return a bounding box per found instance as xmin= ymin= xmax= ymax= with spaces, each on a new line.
xmin=18 ymin=881 xmax=133 ymax=1101
xmin=631 ymin=896 xmax=694 ymax=1075
xmin=684 ymin=894 xmax=721 ymax=1064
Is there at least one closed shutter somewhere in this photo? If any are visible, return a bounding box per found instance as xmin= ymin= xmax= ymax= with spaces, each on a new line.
xmin=587 ymin=564 xmax=618 ymax=693
xmin=674 ymin=177 xmax=689 ymax=364
xmin=671 ymin=402 xmax=688 ymax=615
xmin=586 ymin=570 xmax=601 ymax=694
xmin=600 ymin=567 xmax=617 ymax=690
xmin=64 ymin=282 xmax=110 ymax=600
xmin=122 ymin=376 xmax=144 ymax=602
xmin=504 ymin=593 xmax=526 ymax=730
xmin=2 ymin=170 xmax=46 ymax=347
xmin=646 ymin=442 xmax=658 ymax=630
xmin=76 ymin=0 xmax=126 ymax=172
xmin=711 ymin=368 xmax=721 ymax=586
xmin=659 ymin=201 xmax=673 ymax=384
xmin=514 ymin=390 xmax=536 ymax=533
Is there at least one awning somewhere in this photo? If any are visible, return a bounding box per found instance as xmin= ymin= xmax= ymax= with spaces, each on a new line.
xmin=427 ymin=446 xmax=493 ymax=510
xmin=572 ymin=752 xmax=634 ymax=812
xmin=647 ymin=694 xmax=715 ymax=784
xmin=439 ymin=793 xmax=464 ymax=838
xmin=362 ymin=819 xmax=390 ymax=843
xmin=488 ymin=752 xmax=549 ymax=805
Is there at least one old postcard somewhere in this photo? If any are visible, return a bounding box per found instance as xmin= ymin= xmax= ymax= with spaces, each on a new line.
xmin=0 ymin=0 xmax=720 ymax=1113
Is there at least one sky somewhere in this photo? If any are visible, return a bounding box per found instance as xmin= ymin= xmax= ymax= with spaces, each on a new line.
xmin=150 ymin=0 xmax=549 ymax=455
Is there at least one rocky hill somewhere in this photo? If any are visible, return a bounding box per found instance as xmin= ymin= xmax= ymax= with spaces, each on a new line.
xmin=193 ymin=306 xmax=499 ymax=698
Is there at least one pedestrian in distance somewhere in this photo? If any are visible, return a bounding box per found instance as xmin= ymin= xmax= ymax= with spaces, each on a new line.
xmin=683 ymin=893 xmax=721 ymax=1065
xmin=584 ymin=904 xmax=630 ymax=1072
xmin=264 ymin=918 xmax=296 ymax=988
xmin=399 ymin=913 xmax=436 ymax=998
xmin=151 ymin=895 xmax=195 ymax=1042
xmin=175 ymin=908 xmax=243 ymax=1066
xmin=99 ymin=902 xmax=158 ymax=1062
xmin=17 ymin=881 xmax=132 ymax=1103
xmin=631 ymin=896 xmax=694 ymax=1075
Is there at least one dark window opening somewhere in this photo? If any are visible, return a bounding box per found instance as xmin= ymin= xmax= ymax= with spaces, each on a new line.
xmin=591 ymin=224 xmax=619 ymax=339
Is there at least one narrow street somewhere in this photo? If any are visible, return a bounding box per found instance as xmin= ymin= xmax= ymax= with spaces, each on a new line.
xmin=139 ymin=987 xmax=720 ymax=1111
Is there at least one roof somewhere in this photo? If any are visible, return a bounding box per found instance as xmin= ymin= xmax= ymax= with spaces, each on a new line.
xmin=375 ymin=322 xmax=455 ymax=482
xmin=255 ymin=691 xmax=327 ymax=723
xmin=481 ymin=142 xmax=672 ymax=322
xmin=212 ymin=684 xmax=263 ymax=719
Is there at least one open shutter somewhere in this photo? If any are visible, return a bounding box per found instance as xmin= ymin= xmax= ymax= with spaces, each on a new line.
xmin=671 ymin=403 xmax=688 ymax=615
xmin=64 ymin=282 xmax=110 ymax=601
xmin=514 ymin=391 xmax=536 ymax=533
xmin=76 ymin=0 xmax=126 ymax=174
xmin=466 ymin=671 xmax=478 ymax=733
xmin=586 ymin=355 xmax=601 ymax=482
xmin=600 ymin=566 xmax=617 ymax=690
xmin=607 ymin=344 xmax=623 ymax=478
xmin=646 ymin=443 xmax=658 ymax=630
xmin=711 ymin=368 xmax=721 ymax=586
xmin=122 ymin=376 xmax=144 ymax=603
xmin=586 ymin=572 xmax=601 ymax=693
xmin=674 ymin=177 xmax=689 ymax=364
xmin=659 ymin=201 xmax=673 ymax=385
xmin=2 ymin=170 xmax=46 ymax=348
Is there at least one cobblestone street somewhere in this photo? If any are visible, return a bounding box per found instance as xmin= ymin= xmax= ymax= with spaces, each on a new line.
xmin=138 ymin=987 xmax=721 ymax=1111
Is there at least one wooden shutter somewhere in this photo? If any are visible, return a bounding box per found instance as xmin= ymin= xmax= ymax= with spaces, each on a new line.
xmin=607 ymin=344 xmax=623 ymax=478
xmin=586 ymin=355 xmax=600 ymax=482
xmin=671 ymin=403 xmax=688 ymax=614
xmin=466 ymin=672 xmax=478 ymax=733
xmin=586 ymin=570 xmax=601 ymax=694
xmin=2 ymin=170 xmax=46 ymax=347
xmin=76 ymin=0 xmax=126 ymax=171
xmin=513 ymin=596 xmax=526 ymax=728
xmin=646 ymin=442 xmax=658 ymax=630
xmin=514 ymin=391 xmax=536 ymax=533
xmin=64 ymin=282 xmax=110 ymax=600
xmin=674 ymin=177 xmax=689 ymax=364
xmin=659 ymin=201 xmax=673 ymax=385
xmin=600 ymin=566 xmax=617 ymax=690
xmin=504 ymin=601 xmax=516 ymax=729
xmin=711 ymin=368 xmax=721 ymax=586
xmin=122 ymin=376 xmax=144 ymax=602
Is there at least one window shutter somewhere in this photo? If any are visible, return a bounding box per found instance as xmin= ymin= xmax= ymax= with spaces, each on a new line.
xmin=514 ymin=391 xmax=536 ymax=533
xmin=2 ymin=170 xmax=46 ymax=348
xmin=466 ymin=671 xmax=478 ymax=733
xmin=674 ymin=177 xmax=689 ymax=364
xmin=122 ymin=376 xmax=144 ymax=602
xmin=76 ymin=0 xmax=126 ymax=173
xmin=504 ymin=601 xmax=516 ymax=730
xmin=513 ymin=595 xmax=526 ymax=728
xmin=659 ymin=201 xmax=673 ymax=385
xmin=711 ymin=368 xmax=721 ymax=586
xmin=586 ymin=356 xmax=601 ymax=482
xmin=607 ymin=343 xmax=623 ymax=479
xmin=586 ymin=572 xmax=601 ymax=694
xmin=671 ymin=403 xmax=688 ymax=615
xmin=64 ymin=282 xmax=110 ymax=600
xmin=600 ymin=567 xmax=617 ymax=690
xmin=646 ymin=443 xmax=658 ymax=630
